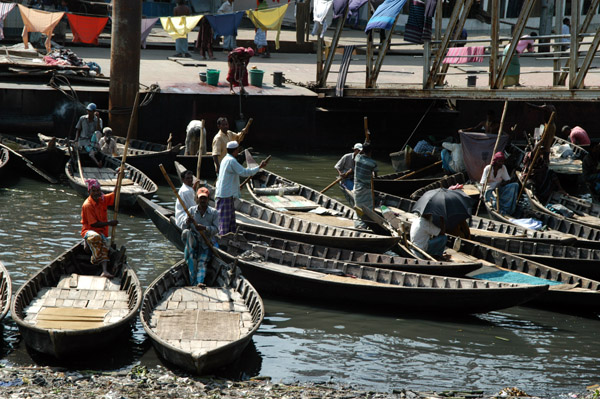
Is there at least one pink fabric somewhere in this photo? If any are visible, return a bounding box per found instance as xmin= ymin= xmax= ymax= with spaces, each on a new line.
xmin=0 ymin=3 xmax=16 ymax=40
xmin=459 ymin=132 xmax=509 ymax=181
xmin=492 ymin=151 xmax=505 ymax=164
xmin=141 ymin=17 xmax=159 ymax=49
xmin=443 ymin=46 xmax=485 ymax=64
xmin=448 ymin=184 xmax=463 ymax=190
xmin=66 ymin=14 xmax=108 ymax=45
xmin=570 ymin=126 xmax=591 ymax=145
xmin=43 ymin=55 xmax=70 ymax=65
xmin=516 ymin=37 xmax=534 ymax=54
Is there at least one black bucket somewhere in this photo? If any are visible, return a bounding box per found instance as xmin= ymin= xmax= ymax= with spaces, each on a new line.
xmin=273 ymin=71 xmax=284 ymax=87
xmin=467 ymin=75 xmax=477 ymax=87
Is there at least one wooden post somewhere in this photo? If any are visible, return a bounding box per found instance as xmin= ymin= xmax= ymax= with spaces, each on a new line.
xmin=319 ymin=6 xmax=349 ymax=87
xmin=489 ymin=0 xmax=499 ymax=87
xmin=568 ymin=0 xmax=580 ymax=89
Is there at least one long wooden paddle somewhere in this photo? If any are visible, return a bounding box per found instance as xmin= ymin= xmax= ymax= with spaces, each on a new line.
xmin=364 ymin=116 xmax=370 ymax=143
xmin=196 ymin=119 xmax=205 ymax=181
xmin=394 ymin=160 xmax=442 ymax=181
xmin=474 ymin=100 xmax=509 ymax=217
xmin=159 ymin=163 xmax=223 ymax=260
xmin=73 ymin=144 xmax=85 ymax=184
xmin=237 ymin=118 xmax=253 ymax=143
xmin=240 ymin=155 xmax=271 ymax=188
xmin=111 ymin=91 xmax=140 ymax=245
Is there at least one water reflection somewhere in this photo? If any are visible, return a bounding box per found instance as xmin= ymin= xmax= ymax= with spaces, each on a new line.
xmin=1 ymin=155 xmax=600 ymax=397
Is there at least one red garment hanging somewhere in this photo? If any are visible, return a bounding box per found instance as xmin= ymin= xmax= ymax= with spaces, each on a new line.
xmin=66 ymin=14 xmax=108 ymax=45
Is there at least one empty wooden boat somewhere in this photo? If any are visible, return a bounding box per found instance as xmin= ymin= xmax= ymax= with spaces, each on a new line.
xmin=472 ymin=235 xmax=600 ymax=281
xmin=0 ymin=134 xmax=68 ymax=177
xmin=216 ymin=236 xmax=547 ymax=314
xmin=0 ymin=142 xmax=58 ymax=184
xmin=11 ymin=242 xmax=142 ymax=358
xmin=112 ymin=136 xmax=184 ymax=182
xmin=66 ymin=155 xmax=158 ymax=209
xmin=141 ymin=256 xmax=263 ymax=375
xmin=0 ymin=261 xmax=12 ymax=322
xmin=452 ymin=237 xmax=600 ymax=313
xmin=137 ymin=195 xmax=401 ymax=253
xmin=228 ymin=230 xmax=482 ymax=277
xmin=0 ymin=145 xmax=12 ymax=185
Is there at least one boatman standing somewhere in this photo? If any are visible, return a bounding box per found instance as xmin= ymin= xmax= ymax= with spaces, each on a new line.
xmin=334 ymin=143 xmax=362 ymax=190
xmin=80 ymin=178 xmax=118 ymax=278
xmin=353 ymin=142 xmax=378 ymax=227
xmin=211 ymin=117 xmax=248 ymax=175
xmin=215 ymin=141 xmax=269 ymax=235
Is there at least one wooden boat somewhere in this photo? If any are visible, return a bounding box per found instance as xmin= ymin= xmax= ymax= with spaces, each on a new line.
xmin=548 ymin=136 xmax=587 ymax=175
xmin=228 ymin=230 xmax=482 ymax=277
xmin=0 ymin=143 xmax=58 ymax=184
xmin=373 ymin=171 xmax=444 ymax=198
xmin=471 ymin=235 xmax=600 ymax=281
xmin=0 ymin=145 xmax=12 ymax=185
xmin=137 ymin=195 xmax=401 ymax=253
xmin=140 ymin=256 xmax=264 ymax=374
xmin=338 ymin=182 xmax=576 ymax=246
xmin=66 ymin=154 xmax=158 ymax=209
xmin=410 ymin=172 xmax=479 ymax=201
xmin=0 ymin=134 xmax=68 ymax=177
xmin=0 ymin=261 xmax=12 ymax=322
xmin=452 ymin=237 xmax=600 ymax=313
xmin=10 ymin=242 xmax=142 ymax=358
xmin=216 ymin=235 xmax=548 ymax=314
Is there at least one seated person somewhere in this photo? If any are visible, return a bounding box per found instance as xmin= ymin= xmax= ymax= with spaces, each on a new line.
xmin=523 ymin=149 xmax=567 ymax=203
xmin=480 ymin=152 xmax=519 ymax=215
xmin=441 ymin=141 xmax=465 ymax=174
xmin=410 ymin=214 xmax=448 ymax=261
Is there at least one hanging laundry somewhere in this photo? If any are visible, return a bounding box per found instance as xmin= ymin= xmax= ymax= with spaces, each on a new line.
xmin=246 ymin=3 xmax=288 ymax=49
xmin=365 ymin=0 xmax=407 ymax=33
xmin=18 ymin=4 xmax=64 ymax=53
xmin=66 ymin=14 xmax=108 ymax=45
xmin=404 ymin=0 xmax=425 ymax=44
xmin=311 ymin=0 xmax=333 ymax=37
xmin=204 ymin=12 xmax=244 ymax=37
xmin=333 ymin=0 xmax=349 ymax=18
xmin=141 ymin=17 xmax=159 ymax=48
xmin=160 ymin=15 xmax=202 ymax=40
xmin=0 ymin=3 xmax=16 ymax=40
xmin=442 ymin=46 xmax=485 ymax=64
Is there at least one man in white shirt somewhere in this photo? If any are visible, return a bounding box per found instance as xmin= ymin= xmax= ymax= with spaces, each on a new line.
xmin=215 ymin=141 xmax=269 ymax=234
xmin=410 ymin=214 xmax=448 ymax=260
xmin=175 ymin=170 xmax=198 ymax=228
xmin=480 ymin=152 xmax=519 ymax=215
xmin=98 ymin=127 xmax=117 ymax=157
xmin=334 ymin=143 xmax=362 ymax=190
xmin=441 ymin=141 xmax=465 ymax=174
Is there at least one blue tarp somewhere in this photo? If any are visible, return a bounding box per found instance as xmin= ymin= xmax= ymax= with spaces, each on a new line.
xmin=204 ymin=12 xmax=244 ymax=37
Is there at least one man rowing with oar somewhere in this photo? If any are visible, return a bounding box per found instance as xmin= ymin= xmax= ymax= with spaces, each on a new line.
xmin=334 ymin=143 xmax=362 ymax=190
xmin=215 ymin=141 xmax=269 ymax=235
xmin=80 ymin=179 xmax=119 ymax=278
xmin=182 ymin=187 xmax=219 ymax=286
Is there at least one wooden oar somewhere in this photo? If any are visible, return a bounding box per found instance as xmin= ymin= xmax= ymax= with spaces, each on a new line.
xmin=393 ymin=160 xmax=442 ymax=181
xmin=237 ymin=118 xmax=253 ymax=143
xmin=240 ymin=155 xmax=271 ymax=188
xmin=474 ymin=100 xmax=509 ymax=216
xmin=73 ymin=145 xmax=85 ymax=184
xmin=159 ymin=163 xmax=223 ymax=260
xmin=196 ymin=119 xmax=205 ymax=181
xmin=321 ymin=176 xmax=343 ymax=194
xmin=111 ymin=91 xmax=140 ymax=245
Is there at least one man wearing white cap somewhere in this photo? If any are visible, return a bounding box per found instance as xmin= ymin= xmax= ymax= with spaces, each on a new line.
xmin=334 ymin=143 xmax=362 ymax=190
xmin=75 ymin=102 xmax=103 ymax=167
xmin=215 ymin=141 xmax=269 ymax=234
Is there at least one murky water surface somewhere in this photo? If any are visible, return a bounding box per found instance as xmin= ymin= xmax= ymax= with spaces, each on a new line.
xmin=1 ymin=151 xmax=599 ymax=396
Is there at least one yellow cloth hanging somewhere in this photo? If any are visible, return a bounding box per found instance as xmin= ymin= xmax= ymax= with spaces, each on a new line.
xmin=160 ymin=15 xmax=203 ymax=39
xmin=246 ymin=4 xmax=289 ymax=50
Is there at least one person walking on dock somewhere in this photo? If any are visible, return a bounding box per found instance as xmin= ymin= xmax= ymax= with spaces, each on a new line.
xmin=80 ymin=178 xmax=118 ymax=278
xmin=215 ymin=141 xmax=269 ymax=235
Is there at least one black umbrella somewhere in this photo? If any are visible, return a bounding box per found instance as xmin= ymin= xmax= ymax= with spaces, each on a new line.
xmin=412 ymin=188 xmax=473 ymax=230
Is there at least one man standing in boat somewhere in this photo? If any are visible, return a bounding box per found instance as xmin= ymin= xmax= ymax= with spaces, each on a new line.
xmin=182 ymin=186 xmax=219 ymax=285
xmin=215 ymin=141 xmax=269 ymax=235
xmin=80 ymin=178 xmax=118 ymax=278
xmin=353 ymin=142 xmax=378 ymax=227
xmin=74 ymin=103 xmax=103 ymax=168
xmin=334 ymin=143 xmax=362 ymax=190
xmin=211 ymin=117 xmax=248 ymax=175
xmin=175 ymin=170 xmax=198 ymax=228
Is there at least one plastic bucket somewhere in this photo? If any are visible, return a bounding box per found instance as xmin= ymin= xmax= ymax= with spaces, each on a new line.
xmin=249 ymin=69 xmax=264 ymax=87
xmin=206 ymin=69 xmax=220 ymax=86
xmin=273 ymin=71 xmax=284 ymax=87
xmin=199 ymin=72 xmax=207 ymax=82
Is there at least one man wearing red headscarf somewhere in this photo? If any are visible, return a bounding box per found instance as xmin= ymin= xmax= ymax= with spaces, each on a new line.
xmin=480 ymin=152 xmax=519 ymax=215
xmin=81 ymin=178 xmax=119 ymax=278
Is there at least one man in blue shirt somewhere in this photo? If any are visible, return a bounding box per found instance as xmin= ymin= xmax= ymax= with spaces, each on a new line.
xmin=215 ymin=141 xmax=269 ymax=234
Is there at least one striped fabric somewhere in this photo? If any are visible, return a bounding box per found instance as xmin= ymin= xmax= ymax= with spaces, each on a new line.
xmin=0 ymin=3 xmax=16 ymax=40
xmin=404 ymin=0 xmax=425 ymax=44
xmin=366 ymin=0 xmax=408 ymax=33
xmin=216 ymin=197 xmax=236 ymax=235
xmin=336 ymin=45 xmax=355 ymax=97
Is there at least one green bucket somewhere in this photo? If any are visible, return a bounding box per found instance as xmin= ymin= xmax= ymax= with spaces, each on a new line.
xmin=249 ymin=69 xmax=264 ymax=87
xmin=206 ymin=69 xmax=220 ymax=86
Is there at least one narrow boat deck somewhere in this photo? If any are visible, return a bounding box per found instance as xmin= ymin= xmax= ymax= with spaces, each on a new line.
xmin=148 ymin=286 xmax=253 ymax=354
xmin=23 ymin=274 xmax=129 ymax=330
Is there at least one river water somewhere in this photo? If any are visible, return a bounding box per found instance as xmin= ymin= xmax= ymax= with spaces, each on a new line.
xmin=1 ymin=151 xmax=599 ymax=397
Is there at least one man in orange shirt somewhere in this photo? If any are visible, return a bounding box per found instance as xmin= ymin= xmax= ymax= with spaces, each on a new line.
xmin=81 ymin=178 xmax=119 ymax=278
